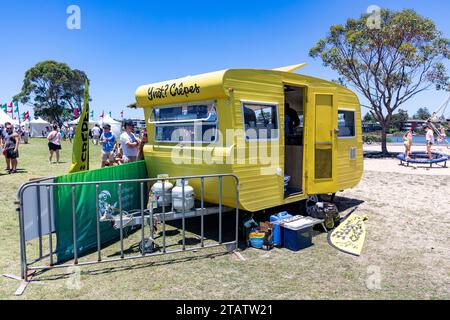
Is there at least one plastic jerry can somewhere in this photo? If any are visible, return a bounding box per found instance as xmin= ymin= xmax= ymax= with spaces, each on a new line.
xmin=270 ymin=211 xmax=293 ymax=246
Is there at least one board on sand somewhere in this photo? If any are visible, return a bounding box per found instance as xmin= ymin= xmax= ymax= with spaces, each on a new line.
xmin=328 ymin=210 xmax=368 ymax=256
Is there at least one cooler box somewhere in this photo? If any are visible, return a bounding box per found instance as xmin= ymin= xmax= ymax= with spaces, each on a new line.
xmin=283 ymin=222 xmax=313 ymax=252
xmin=270 ymin=212 xmax=292 ymax=246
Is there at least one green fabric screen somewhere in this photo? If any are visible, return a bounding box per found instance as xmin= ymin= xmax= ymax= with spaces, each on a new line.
xmin=54 ymin=161 xmax=148 ymax=263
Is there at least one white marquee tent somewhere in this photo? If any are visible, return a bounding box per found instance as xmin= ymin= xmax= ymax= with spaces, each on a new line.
xmin=68 ymin=117 xmax=97 ymax=129
xmin=98 ymin=115 xmax=122 ymax=138
xmin=0 ymin=109 xmax=15 ymax=126
xmin=29 ymin=117 xmax=51 ymax=137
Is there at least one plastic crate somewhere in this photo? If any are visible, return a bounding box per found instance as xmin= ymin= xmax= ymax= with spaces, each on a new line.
xmin=283 ymin=225 xmax=313 ymax=252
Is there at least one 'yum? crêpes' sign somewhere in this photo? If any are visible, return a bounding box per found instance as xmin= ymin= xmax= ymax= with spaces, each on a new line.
xmin=147 ymin=82 xmax=201 ymax=102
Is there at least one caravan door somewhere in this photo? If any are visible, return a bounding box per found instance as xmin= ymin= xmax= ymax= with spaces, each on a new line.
xmin=307 ymin=94 xmax=337 ymax=194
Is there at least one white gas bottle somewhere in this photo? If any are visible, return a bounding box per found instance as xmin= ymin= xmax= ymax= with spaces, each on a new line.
xmin=151 ymin=174 xmax=173 ymax=207
xmin=172 ymin=179 xmax=195 ymax=211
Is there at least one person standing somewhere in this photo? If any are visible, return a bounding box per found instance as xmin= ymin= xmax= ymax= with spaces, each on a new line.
xmin=2 ymin=122 xmax=20 ymax=174
xmin=47 ymin=124 xmax=62 ymax=164
xmin=403 ymin=128 xmax=413 ymax=160
xmin=23 ymin=126 xmax=29 ymax=144
xmin=137 ymin=129 xmax=148 ymax=161
xmin=425 ymin=125 xmax=435 ymax=160
xmin=99 ymin=124 xmax=116 ymax=167
xmin=120 ymin=120 xmax=140 ymax=163
xmin=68 ymin=126 xmax=74 ymax=143
xmin=91 ymin=124 xmax=101 ymax=145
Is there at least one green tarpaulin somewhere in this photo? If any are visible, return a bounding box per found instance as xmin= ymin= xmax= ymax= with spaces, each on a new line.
xmin=54 ymin=161 xmax=148 ymax=263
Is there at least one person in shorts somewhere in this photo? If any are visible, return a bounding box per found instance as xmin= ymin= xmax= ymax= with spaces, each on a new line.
xmin=99 ymin=124 xmax=116 ymax=167
xmin=91 ymin=124 xmax=101 ymax=145
xmin=2 ymin=122 xmax=20 ymax=174
xmin=47 ymin=124 xmax=62 ymax=164
xmin=120 ymin=121 xmax=140 ymax=163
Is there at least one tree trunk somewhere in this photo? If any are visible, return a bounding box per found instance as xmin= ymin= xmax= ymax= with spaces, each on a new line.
xmin=381 ymin=126 xmax=388 ymax=155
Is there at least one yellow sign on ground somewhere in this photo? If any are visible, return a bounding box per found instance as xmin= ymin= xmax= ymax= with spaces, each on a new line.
xmin=328 ymin=211 xmax=367 ymax=256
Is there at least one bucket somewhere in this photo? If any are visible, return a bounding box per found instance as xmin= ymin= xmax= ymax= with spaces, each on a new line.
xmin=249 ymin=232 xmax=265 ymax=249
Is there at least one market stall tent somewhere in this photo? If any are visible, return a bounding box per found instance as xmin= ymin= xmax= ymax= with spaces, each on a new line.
xmin=0 ymin=109 xmax=13 ymax=125
xmin=97 ymin=115 xmax=122 ymax=138
xmin=68 ymin=117 xmax=97 ymax=129
xmin=20 ymin=119 xmax=30 ymax=130
xmin=29 ymin=117 xmax=51 ymax=137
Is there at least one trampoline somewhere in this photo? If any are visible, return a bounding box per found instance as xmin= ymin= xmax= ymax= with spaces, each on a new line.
xmin=397 ymin=151 xmax=449 ymax=168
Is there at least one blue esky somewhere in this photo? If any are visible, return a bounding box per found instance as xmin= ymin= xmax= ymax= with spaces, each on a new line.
xmin=1 ymin=0 xmax=449 ymax=119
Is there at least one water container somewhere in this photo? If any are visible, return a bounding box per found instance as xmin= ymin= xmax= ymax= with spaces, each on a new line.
xmin=172 ymin=179 xmax=195 ymax=211
xmin=270 ymin=211 xmax=293 ymax=246
xmin=151 ymin=174 xmax=173 ymax=207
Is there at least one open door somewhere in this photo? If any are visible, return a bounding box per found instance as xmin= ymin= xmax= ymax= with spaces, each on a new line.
xmin=307 ymin=94 xmax=337 ymax=194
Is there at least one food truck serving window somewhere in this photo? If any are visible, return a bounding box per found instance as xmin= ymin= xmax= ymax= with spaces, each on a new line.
xmin=338 ymin=109 xmax=356 ymax=138
xmin=242 ymin=102 xmax=279 ymax=140
xmin=150 ymin=100 xmax=218 ymax=142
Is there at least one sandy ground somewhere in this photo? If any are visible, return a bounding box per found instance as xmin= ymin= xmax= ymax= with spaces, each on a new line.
xmin=364 ymin=144 xmax=450 ymax=176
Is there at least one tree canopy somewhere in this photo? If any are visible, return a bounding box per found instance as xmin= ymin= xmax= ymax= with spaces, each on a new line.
xmin=413 ymin=107 xmax=431 ymax=120
xmin=310 ymin=9 xmax=449 ymax=153
xmin=14 ymin=60 xmax=89 ymax=123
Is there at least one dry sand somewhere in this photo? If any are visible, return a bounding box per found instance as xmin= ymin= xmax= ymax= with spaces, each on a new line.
xmin=331 ymin=143 xmax=450 ymax=298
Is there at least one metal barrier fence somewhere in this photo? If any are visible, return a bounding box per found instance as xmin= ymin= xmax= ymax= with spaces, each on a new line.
xmin=8 ymin=174 xmax=239 ymax=294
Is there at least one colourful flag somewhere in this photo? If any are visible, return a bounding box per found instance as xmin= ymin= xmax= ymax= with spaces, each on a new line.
xmin=7 ymin=102 xmax=13 ymax=113
xmin=1 ymin=104 xmax=6 ymax=112
xmin=74 ymin=108 xmax=79 ymax=118
xmin=120 ymin=111 xmax=124 ymax=119
xmin=69 ymin=80 xmax=90 ymax=173
xmin=90 ymin=110 xmax=94 ymax=118
xmin=108 ymin=111 xmax=112 ymax=117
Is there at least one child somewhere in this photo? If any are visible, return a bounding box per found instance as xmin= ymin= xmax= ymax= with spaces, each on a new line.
xmin=113 ymin=143 xmax=124 ymax=165
xmin=403 ymin=129 xmax=413 ymax=160
xmin=425 ymin=125 xmax=435 ymax=160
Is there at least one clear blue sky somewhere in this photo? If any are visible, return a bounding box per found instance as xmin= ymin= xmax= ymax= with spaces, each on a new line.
xmin=1 ymin=0 xmax=449 ymax=119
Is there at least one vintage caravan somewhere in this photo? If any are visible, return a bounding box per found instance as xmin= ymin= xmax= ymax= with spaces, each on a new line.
xmin=135 ymin=64 xmax=363 ymax=212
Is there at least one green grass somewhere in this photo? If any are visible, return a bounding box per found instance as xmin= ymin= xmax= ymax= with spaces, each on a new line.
xmin=0 ymin=139 xmax=449 ymax=300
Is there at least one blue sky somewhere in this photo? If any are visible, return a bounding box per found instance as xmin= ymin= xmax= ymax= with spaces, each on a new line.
xmin=1 ymin=0 xmax=449 ymax=119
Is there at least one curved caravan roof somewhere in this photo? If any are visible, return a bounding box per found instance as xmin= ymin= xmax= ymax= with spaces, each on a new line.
xmin=135 ymin=64 xmax=357 ymax=107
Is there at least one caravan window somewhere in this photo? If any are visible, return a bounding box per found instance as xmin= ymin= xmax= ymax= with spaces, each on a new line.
xmin=242 ymin=102 xmax=279 ymax=140
xmin=151 ymin=101 xmax=218 ymax=142
xmin=338 ymin=109 xmax=355 ymax=137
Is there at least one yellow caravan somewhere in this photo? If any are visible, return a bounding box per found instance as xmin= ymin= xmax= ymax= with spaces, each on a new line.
xmin=135 ymin=64 xmax=363 ymax=212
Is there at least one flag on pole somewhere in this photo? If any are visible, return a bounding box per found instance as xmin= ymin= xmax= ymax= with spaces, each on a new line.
xmin=7 ymin=102 xmax=13 ymax=114
xmin=1 ymin=104 xmax=6 ymax=112
xmin=69 ymin=80 xmax=90 ymax=173
xmin=14 ymin=102 xmax=20 ymax=121
xmin=108 ymin=111 xmax=112 ymax=117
